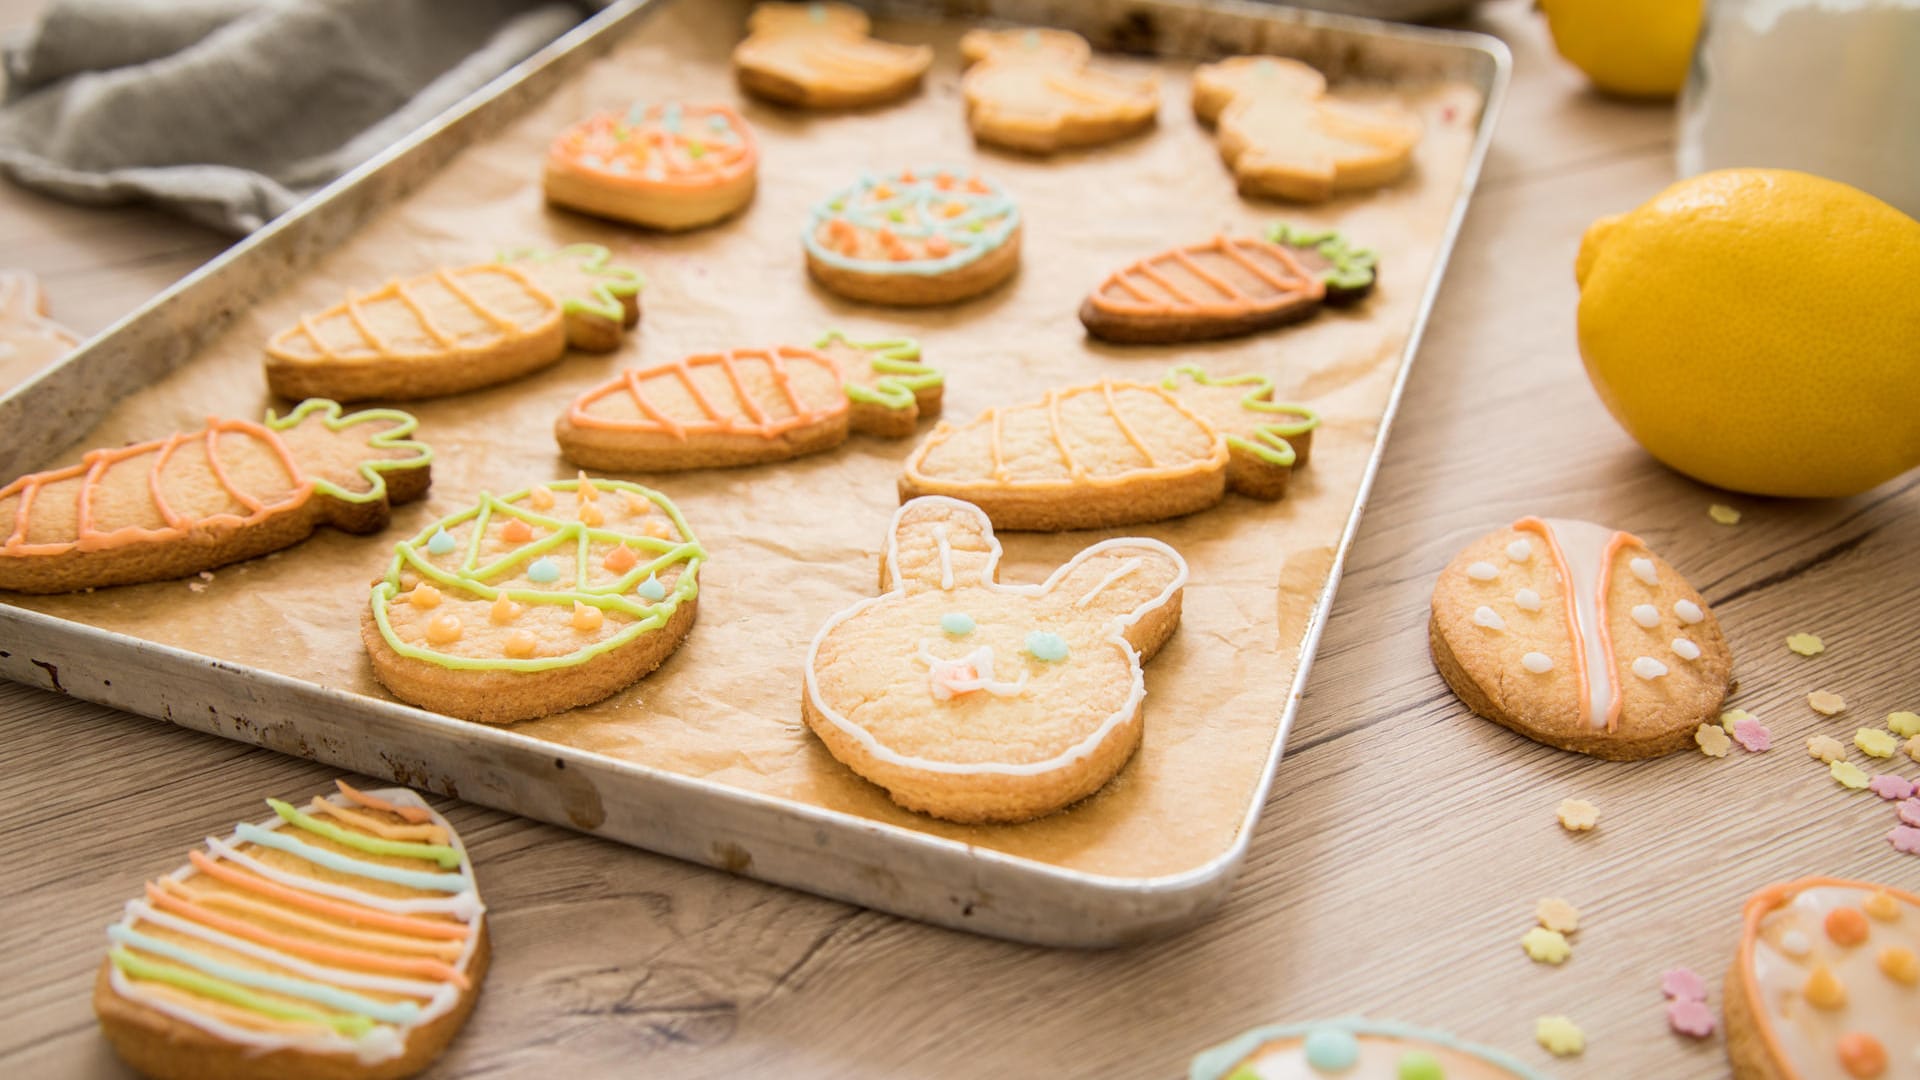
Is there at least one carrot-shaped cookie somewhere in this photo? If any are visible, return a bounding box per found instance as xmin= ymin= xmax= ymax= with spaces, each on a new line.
xmin=803 ymin=167 xmax=1021 ymax=306
xmin=1267 ymin=222 xmax=1380 ymax=305
xmin=1194 ymin=55 xmax=1423 ymax=203
xmin=543 ymin=102 xmax=758 ymax=231
xmin=958 ymin=27 xmax=1158 ymax=154
xmin=898 ymin=364 xmax=1317 ymax=530
xmin=363 ymin=476 xmax=705 ymax=724
xmin=93 ymin=782 xmax=487 ymax=1080
xmin=733 ymin=2 xmax=932 ymax=109
xmin=264 ymin=245 xmax=641 ymax=402
xmin=0 ymin=400 xmax=430 ymax=594
xmin=555 ymin=332 xmax=942 ymax=471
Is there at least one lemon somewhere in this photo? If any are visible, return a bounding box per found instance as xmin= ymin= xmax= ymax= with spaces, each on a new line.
xmin=1576 ymin=169 xmax=1920 ymax=498
xmin=1539 ymin=0 xmax=1703 ymax=99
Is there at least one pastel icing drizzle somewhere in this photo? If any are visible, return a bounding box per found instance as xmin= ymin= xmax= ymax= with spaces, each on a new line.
xmin=370 ymin=478 xmax=704 ymax=672
xmin=103 ymin=783 xmax=483 ymax=1067
xmin=1188 ymin=1017 xmax=1551 ymax=1080
xmin=804 ymin=166 xmax=1019 ymax=277
xmin=547 ymin=102 xmax=756 ymax=190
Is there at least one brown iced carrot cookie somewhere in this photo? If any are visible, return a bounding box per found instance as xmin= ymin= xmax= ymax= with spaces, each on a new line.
xmin=899 ymin=364 xmax=1317 ymax=530
xmin=959 ymin=27 xmax=1158 ymax=154
xmin=1430 ymin=518 xmax=1733 ymax=760
xmin=1079 ymin=234 xmax=1325 ymax=344
xmin=732 ymin=2 xmax=932 ymax=109
xmin=554 ymin=333 xmax=942 ymax=471
xmin=0 ymin=400 xmax=430 ymax=594
xmin=1194 ymin=55 xmax=1423 ymax=202
xmin=804 ymin=496 xmax=1187 ymax=823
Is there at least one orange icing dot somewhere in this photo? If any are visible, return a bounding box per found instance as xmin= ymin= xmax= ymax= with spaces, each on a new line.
xmin=925 ymin=235 xmax=952 ymax=257
xmin=1836 ymin=1032 xmax=1887 ymax=1078
xmin=966 ymin=177 xmax=989 ymax=193
xmin=604 ymin=545 xmax=638 ymax=573
xmin=1826 ymin=907 xmax=1871 ymax=946
xmin=426 ymin=613 xmax=463 ymax=645
xmin=489 ymin=595 xmax=521 ymax=625
xmin=934 ymin=172 xmax=955 ymax=190
xmin=941 ymin=201 xmax=967 ymax=218
xmin=579 ymin=502 xmax=605 ymax=526
xmin=872 ymin=182 xmax=894 ymax=199
xmin=1804 ymin=965 xmax=1847 ymax=1009
xmin=1879 ymin=946 xmax=1918 ymax=985
xmin=899 ymin=169 xmax=916 ymax=183
xmin=504 ymin=630 xmax=538 ymax=658
xmin=888 ymin=248 xmax=914 ymax=262
xmin=571 ymin=602 xmax=603 ymax=633
xmin=876 ymin=226 xmax=898 ymax=246
xmin=1863 ymin=890 xmax=1900 ymax=921
xmin=528 ymin=485 xmax=555 ymax=510
xmin=407 ymin=584 xmax=442 ymax=609
xmin=643 ymin=519 xmax=674 ymax=540
xmin=575 ymin=471 xmax=598 ymax=500
xmin=500 ymin=518 xmax=533 ymax=543
xmin=620 ymin=491 xmax=652 ymax=516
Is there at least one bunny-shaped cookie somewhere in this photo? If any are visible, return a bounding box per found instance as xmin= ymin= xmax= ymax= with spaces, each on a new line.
xmin=803 ymin=496 xmax=1187 ymax=823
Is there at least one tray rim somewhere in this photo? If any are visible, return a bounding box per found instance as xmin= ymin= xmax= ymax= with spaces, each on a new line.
xmin=0 ymin=0 xmax=1513 ymax=944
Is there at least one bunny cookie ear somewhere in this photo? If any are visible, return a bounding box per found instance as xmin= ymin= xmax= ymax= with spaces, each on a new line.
xmin=882 ymin=496 xmax=1001 ymax=594
xmin=1042 ymin=539 xmax=1188 ymax=657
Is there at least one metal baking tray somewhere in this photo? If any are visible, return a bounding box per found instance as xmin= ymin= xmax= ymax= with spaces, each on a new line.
xmin=0 ymin=0 xmax=1508 ymax=946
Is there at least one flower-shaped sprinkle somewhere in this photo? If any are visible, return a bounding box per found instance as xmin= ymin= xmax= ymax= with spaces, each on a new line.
xmin=1732 ymin=717 xmax=1772 ymax=752
xmin=1522 ymin=927 xmax=1572 ymax=965
xmin=1786 ymin=632 xmax=1825 ymax=656
xmin=1695 ymin=723 xmax=1731 ymax=757
xmin=1557 ymin=798 xmax=1598 ymax=831
xmin=1535 ymin=1016 xmax=1585 ymax=1057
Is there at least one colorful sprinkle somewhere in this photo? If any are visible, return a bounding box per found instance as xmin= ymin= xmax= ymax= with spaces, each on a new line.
xmin=1534 ymin=1016 xmax=1584 ymax=1057
xmin=1732 ymin=717 xmax=1772 ymax=752
xmin=637 ymin=574 xmax=666 ymax=602
xmin=1901 ymin=799 xmax=1920 ymax=827
xmin=1878 ymin=946 xmax=1918 ymax=985
xmin=527 ymin=558 xmax=561 ymax=584
xmin=1522 ymin=927 xmax=1571 ymax=964
xmin=1863 ymin=889 xmax=1900 ymax=921
xmin=939 ymin=612 xmax=975 ymax=636
xmin=1809 ymin=691 xmax=1847 ymax=715
xmin=1787 ymin=632 xmax=1826 ymax=656
xmin=1888 ymin=711 xmax=1920 ymax=737
xmin=1890 ymin=825 xmax=1920 ymax=854
xmin=1835 ymin=1032 xmax=1885 ymax=1078
xmin=426 ymin=528 xmax=456 ymax=556
xmin=1855 ymin=728 xmax=1897 ymax=758
xmin=1808 ymin=734 xmax=1848 ymax=763
xmin=1719 ymin=708 xmax=1752 ymax=733
xmin=1831 ymin=760 xmax=1870 ymax=790
xmin=1660 ymin=967 xmax=1707 ymax=1001
xmin=1803 ymin=964 xmax=1847 ymax=1008
xmin=1824 ymin=906 xmax=1870 ymax=946
xmin=1695 ymin=723 xmax=1731 ymax=757
xmin=1908 ymin=735 xmax=1920 ymax=763
xmin=1302 ymin=1026 xmax=1359 ymax=1072
xmin=1025 ymin=630 xmax=1069 ymax=662
xmin=1536 ymin=898 xmax=1580 ymax=933
xmin=1666 ymin=999 xmax=1715 ymax=1038
xmin=1708 ymin=503 xmax=1741 ymax=525
xmin=1557 ymin=798 xmax=1598 ymax=831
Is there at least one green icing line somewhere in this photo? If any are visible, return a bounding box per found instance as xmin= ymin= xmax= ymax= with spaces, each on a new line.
xmin=109 ymin=948 xmax=375 ymax=1037
xmin=264 ymin=399 xmax=432 ymax=506
xmin=1162 ymin=364 xmax=1319 ymax=469
xmin=1266 ymin=222 xmax=1378 ymax=291
xmin=497 ymin=243 xmax=644 ymax=323
xmin=266 ymin=799 xmax=460 ymax=868
xmin=371 ymin=479 xmax=705 ymax=673
xmin=816 ymin=330 xmax=943 ymax=412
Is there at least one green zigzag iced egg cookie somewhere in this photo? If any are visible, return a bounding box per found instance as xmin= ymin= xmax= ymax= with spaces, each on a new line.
xmin=363 ymin=475 xmax=704 ymax=724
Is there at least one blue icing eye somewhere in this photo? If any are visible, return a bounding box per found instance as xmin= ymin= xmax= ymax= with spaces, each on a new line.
xmin=1024 ymin=630 xmax=1068 ymax=662
xmin=637 ymin=574 xmax=666 ymax=601
xmin=426 ymin=528 xmax=456 ymax=556
xmin=1303 ymin=1026 xmax=1360 ymax=1072
xmin=939 ymin=612 xmax=975 ymax=635
xmin=527 ymin=557 xmax=561 ymax=584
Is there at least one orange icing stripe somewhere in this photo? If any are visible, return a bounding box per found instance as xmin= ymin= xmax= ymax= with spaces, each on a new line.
xmin=306 ymin=797 xmax=448 ymax=843
xmin=157 ymin=877 xmax=462 ymax=960
xmin=143 ymin=882 xmax=470 ymax=989
xmin=967 ymin=382 xmax=1214 ymax=494
xmin=547 ymin=103 xmax=756 ymax=192
xmin=1043 ymin=390 xmax=1081 ymax=477
xmin=1737 ymin=878 xmax=1920 ymax=1071
xmin=185 ymin=850 xmax=468 ymax=940
xmin=390 ymin=280 xmax=454 ymax=347
xmin=1594 ymin=530 xmax=1642 ymax=734
xmin=1512 ymin=516 xmax=1592 ymax=729
xmin=0 ymin=418 xmax=314 ymax=558
xmin=566 ymin=347 xmax=846 ymax=441
xmin=1100 ymin=380 xmax=1158 ymax=467
xmin=1094 ymin=236 xmax=1321 ymax=318
xmin=335 ymin=780 xmax=434 ymax=824
xmin=432 ymin=267 xmax=523 ymax=335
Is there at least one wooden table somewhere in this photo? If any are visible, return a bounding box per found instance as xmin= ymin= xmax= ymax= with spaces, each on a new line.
xmin=4 ymin=2 xmax=1915 ymax=1077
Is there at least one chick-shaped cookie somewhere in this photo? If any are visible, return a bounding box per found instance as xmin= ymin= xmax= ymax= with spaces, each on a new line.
xmin=1431 ymin=517 xmax=1733 ymax=760
xmin=733 ymin=2 xmax=932 ymax=109
xmin=959 ymin=27 xmax=1158 ymax=154
xmin=804 ymin=496 xmax=1187 ymax=823
xmin=1194 ymin=55 xmax=1423 ymax=203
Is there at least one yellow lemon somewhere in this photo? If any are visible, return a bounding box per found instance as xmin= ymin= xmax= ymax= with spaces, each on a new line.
xmin=1539 ymin=0 xmax=1703 ymax=99
xmin=1576 ymin=169 xmax=1920 ymax=498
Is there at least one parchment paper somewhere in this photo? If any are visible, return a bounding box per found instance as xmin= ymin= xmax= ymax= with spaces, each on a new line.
xmin=8 ymin=0 xmax=1481 ymax=879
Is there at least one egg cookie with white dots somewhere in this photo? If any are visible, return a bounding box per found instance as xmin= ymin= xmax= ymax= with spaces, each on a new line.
xmin=1725 ymin=878 xmax=1918 ymax=1080
xmin=1189 ymin=1017 xmax=1550 ymax=1079
xmin=1429 ymin=517 xmax=1733 ymax=760
xmin=363 ymin=475 xmax=704 ymax=724
xmin=803 ymin=496 xmax=1186 ymax=823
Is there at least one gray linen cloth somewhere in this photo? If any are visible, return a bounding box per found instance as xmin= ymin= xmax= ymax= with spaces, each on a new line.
xmin=0 ymin=0 xmax=599 ymax=233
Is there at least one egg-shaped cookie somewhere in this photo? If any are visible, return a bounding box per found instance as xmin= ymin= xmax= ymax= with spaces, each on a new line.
xmin=1190 ymin=1017 xmax=1550 ymax=1079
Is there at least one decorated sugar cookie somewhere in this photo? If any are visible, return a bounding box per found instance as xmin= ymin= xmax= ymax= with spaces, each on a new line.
xmin=958 ymin=26 xmax=1159 ymax=154
xmin=1725 ymin=878 xmax=1917 ymax=1080
xmin=733 ymin=2 xmax=932 ymax=109
xmin=1430 ymin=518 xmax=1734 ymax=760
xmin=94 ymin=782 xmax=487 ymax=1080
xmin=363 ymin=476 xmax=704 ymax=724
xmin=804 ymin=496 xmax=1187 ymax=823
xmin=555 ymin=332 xmax=942 ymax=471
xmin=0 ymin=269 xmax=81 ymax=389
xmin=266 ymin=247 xmax=643 ymax=401
xmin=899 ymin=364 xmax=1318 ymax=531
xmin=542 ymin=102 xmax=757 ymax=231
xmin=0 ymin=400 xmax=430 ymax=594
xmin=1268 ymin=222 xmax=1380 ymax=305
xmin=1080 ymin=234 xmax=1325 ymax=344
xmin=1193 ymin=55 xmax=1423 ymax=203
xmin=1190 ymin=1018 xmax=1550 ymax=1080
xmin=803 ymin=166 xmax=1021 ymax=306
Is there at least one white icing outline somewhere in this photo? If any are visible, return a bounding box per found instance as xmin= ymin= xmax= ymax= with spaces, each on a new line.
xmin=803 ymin=496 xmax=1187 ymax=778
xmin=1075 ymin=556 xmax=1143 ymax=608
xmin=104 ymin=787 xmax=483 ymax=1065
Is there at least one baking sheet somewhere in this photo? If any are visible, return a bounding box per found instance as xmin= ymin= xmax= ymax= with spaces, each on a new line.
xmin=5 ymin=0 xmax=1481 ymax=879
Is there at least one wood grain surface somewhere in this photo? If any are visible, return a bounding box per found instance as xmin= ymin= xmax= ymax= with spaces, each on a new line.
xmin=2 ymin=2 xmax=1916 ymax=1078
